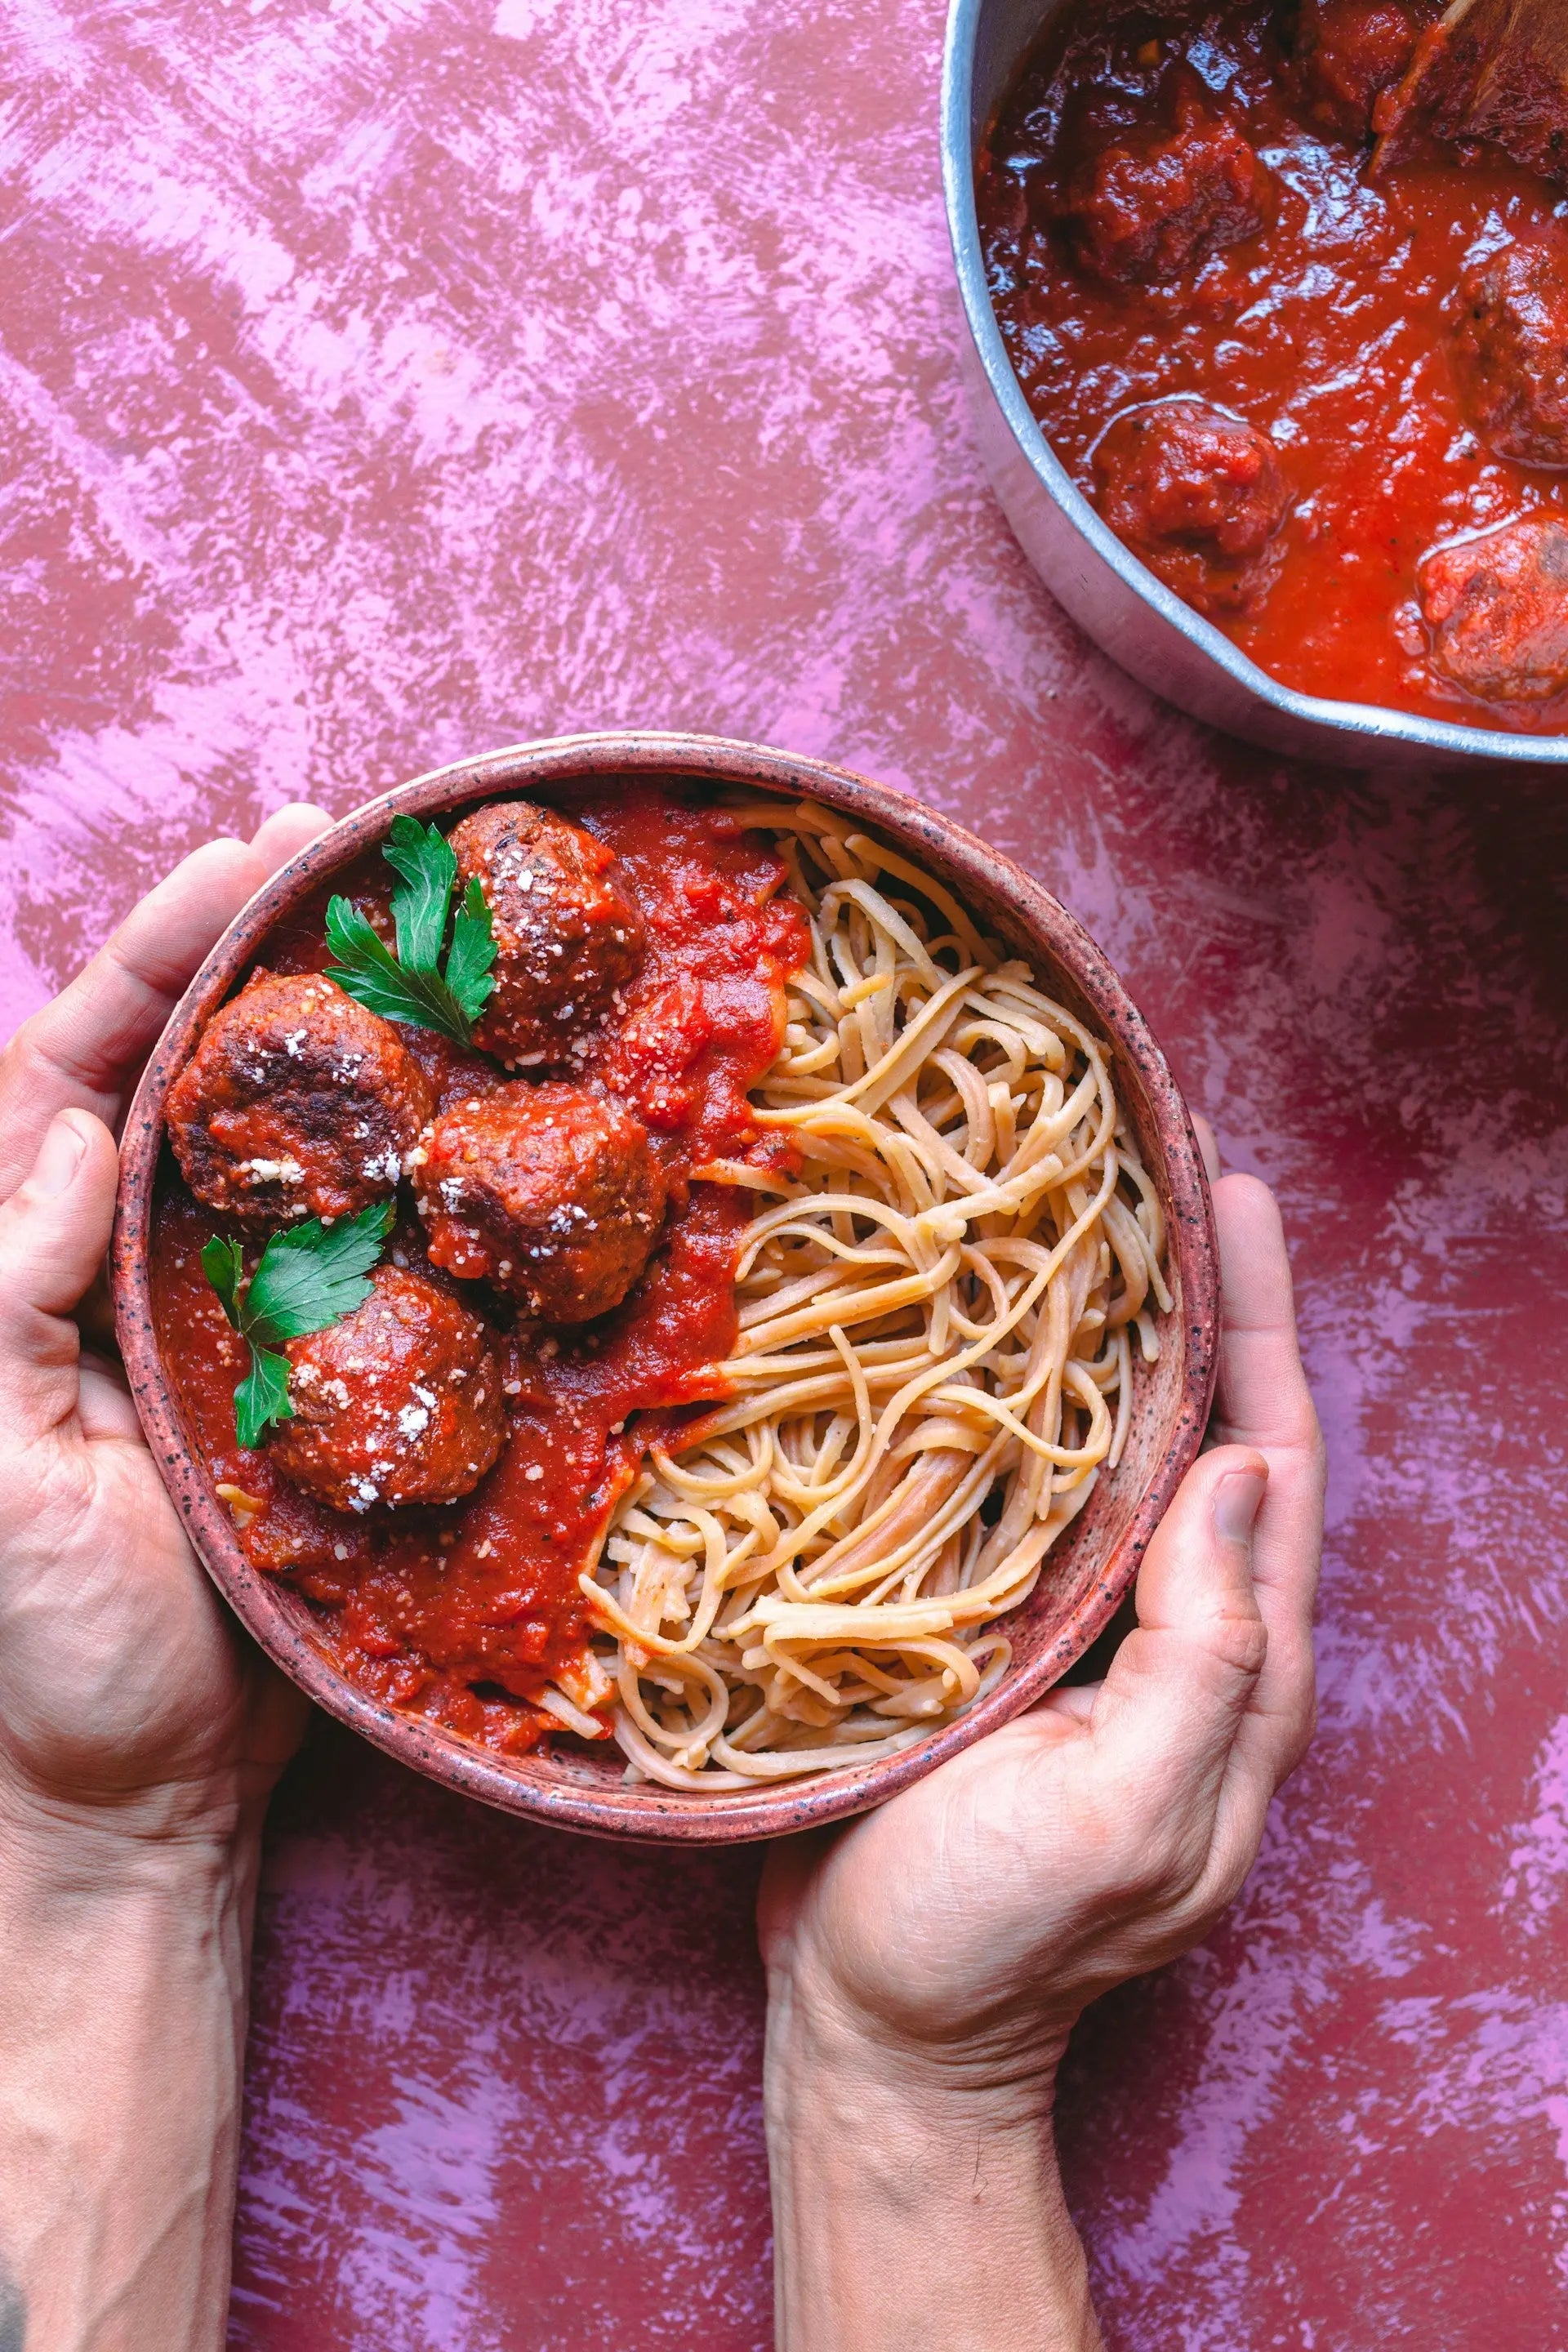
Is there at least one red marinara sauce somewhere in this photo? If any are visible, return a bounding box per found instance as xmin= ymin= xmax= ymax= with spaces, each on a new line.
xmin=150 ymin=787 xmax=809 ymax=1754
xmin=977 ymin=0 xmax=1568 ymax=732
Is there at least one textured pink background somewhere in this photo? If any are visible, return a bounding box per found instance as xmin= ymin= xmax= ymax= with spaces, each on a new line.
xmin=3 ymin=2 xmax=1567 ymax=2344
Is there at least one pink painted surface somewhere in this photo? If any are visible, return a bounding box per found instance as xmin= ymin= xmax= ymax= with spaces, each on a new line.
xmin=2 ymin=1 xmax=1566 ymax=2344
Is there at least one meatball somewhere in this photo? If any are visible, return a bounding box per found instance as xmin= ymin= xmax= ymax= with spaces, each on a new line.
xmin=1065 ymin=73 xmax=1275 ymax=287
xmin=1293 ymin=0 xmax=1433 ymax=140
xmin=167 ymin=972 xmax=433 ymax=1229
xmin=267 ymin=1264 xmax=505 ymax=1512
xmin=1452 ymin=240 xmax=1568 ymax=470
xmin=1418 ymin=517 xmax=1568 ymax=705
xmin=412 ymin=1081 xmax=666 ymax=1324
xmin=1094 ymin=399 xmax=1291 ymax=614
xmin=450 ymin=800 xmax=645 ymax=1066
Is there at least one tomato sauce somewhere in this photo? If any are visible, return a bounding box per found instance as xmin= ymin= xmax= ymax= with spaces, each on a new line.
xmin=977 ymin=0 xmax=1568 ymax=732
xmin=151 ymin=786 xmax=809 ymax=1754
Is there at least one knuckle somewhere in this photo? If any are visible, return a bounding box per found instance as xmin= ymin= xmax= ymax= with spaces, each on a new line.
xmin=11 ymin=1017 xmax=68 ymax=1089
xmin=0 ymin=1027 xmax=42 ymax=1111
xmin=1297 ymin=1405 xmax=1327 ymax=1472
xmin=1209 ymin=1609 xmax=1269 ymax=1682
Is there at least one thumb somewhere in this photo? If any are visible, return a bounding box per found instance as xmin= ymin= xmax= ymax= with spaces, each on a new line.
xmin=0 ymin=1109 xmax=119 ymax=1438
xmin=1083 ymin=1447 xmax=1270 ymax=1888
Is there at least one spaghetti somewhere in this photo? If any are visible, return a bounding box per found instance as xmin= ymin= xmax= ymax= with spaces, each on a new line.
xmin=583 ymin=804 xmax=1171 ymax=1788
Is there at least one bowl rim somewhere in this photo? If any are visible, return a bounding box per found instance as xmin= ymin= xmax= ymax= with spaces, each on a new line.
xmin=940 ymin=0 xmax=1568 ymax=768
xmin=112 ymin=730 xmax=1220 ymax=1844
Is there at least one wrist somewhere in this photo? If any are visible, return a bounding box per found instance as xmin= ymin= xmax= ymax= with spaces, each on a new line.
xmin=0 ymin=1780 xmax=259 ymax=1895
xmin=0 ymin=1800 xmax=258 ymax=2350
xmin=0 ymin=1740 xmax=274 ymax=1885
xmin=766 ymin=1976 xmax=1100 ymax=2352
xmin=765 ymin=1926 xmax=1076 ymax=2111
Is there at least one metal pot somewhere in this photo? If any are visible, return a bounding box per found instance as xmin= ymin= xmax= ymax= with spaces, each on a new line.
xmin=940 ymin=0 xmax=1568 ymax=771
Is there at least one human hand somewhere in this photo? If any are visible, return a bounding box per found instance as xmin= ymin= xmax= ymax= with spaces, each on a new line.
xmin=0 ymin=806 xmax=332 ymax=1855
xmin=760 ymin=1154 xmax=1324 ymax=2351
xmin=0 ymin=808 xmax=335 ymax=2350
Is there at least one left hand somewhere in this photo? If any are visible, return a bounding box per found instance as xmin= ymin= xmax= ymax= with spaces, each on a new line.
xmin=0 ymin=805 xmax=330 ymax=1854
xmin=0 ymin=808 xmax=337 ymax=2352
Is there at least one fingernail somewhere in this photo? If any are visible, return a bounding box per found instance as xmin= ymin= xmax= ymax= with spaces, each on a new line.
xmin=33 ymin=1112 xmax=88 ymax=1199
xmin=1214 ymin=1468 xmax=1265 ymax=1547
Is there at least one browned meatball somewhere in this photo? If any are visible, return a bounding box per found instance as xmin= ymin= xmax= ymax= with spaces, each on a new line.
xmin=1065 ymin=72 xmax=1275 ymax=287
xmin=167 ymin=972 xmax=433 ymax=1229
xmin=450 ymin=800 xmax=645 ymax=1067
xmin=1293 ymin=0 xmax=1434 ymax=140
xmin=1094 ymin=399 xmax=1291 ymax=614
xmin=412 ymin=1081 xmax=666 ymax=1323
xmin=1419 ymin=517 xmax=1568 ymax=705
xmin=267 ymin=1265 xmax=504 ymax=1512
xmin=1452 ymin=240 xmax=1568 ymax=470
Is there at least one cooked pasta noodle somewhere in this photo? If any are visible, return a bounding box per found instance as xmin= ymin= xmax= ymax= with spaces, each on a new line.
xmin=580 ymin=802 xmax=1171 ymax=1789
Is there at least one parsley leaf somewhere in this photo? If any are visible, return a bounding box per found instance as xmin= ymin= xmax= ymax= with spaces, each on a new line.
xmin=234 ymin=1348 xmax=293 ymax=1454
xmin=384 ymin=813 xmax=457 ymax=973
xmin=325 ymin=894 xmax=474 ymax=1045
xmin=324 ymin=815 xmax=497 ymax=1045
xmin=200 ymin=1233 xmax=245 ymax=1325
xmin=244 ymin=1200 xmax=396 ymax=1342
xmin=445 ymin=876 xmax=500 ymax=1027
xmin=201 ymin=1200 xmax=395 ymax=1450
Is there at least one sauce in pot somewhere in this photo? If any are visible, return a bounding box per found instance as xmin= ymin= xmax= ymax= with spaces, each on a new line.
xmin=977 ymin=0 xmax=1568 ymax=732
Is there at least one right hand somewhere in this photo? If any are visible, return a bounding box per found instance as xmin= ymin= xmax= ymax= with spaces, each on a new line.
xmin=761 ymin=1159 xmax=1325 ymax=2096
xmin=760 ymin=1159 xmax=1324 ymax=2351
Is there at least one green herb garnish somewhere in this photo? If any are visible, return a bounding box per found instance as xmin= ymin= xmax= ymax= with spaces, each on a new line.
xmin=324 ymin=813 xmax=497 ymax=1047
xmin=202 ymin=1200 xmax=396 ymax=1450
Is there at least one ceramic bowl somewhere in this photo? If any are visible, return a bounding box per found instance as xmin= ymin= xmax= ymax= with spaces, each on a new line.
xmin=113 ymin=732 xmax=1219 ymax=1844
xmin=941 ymin=0 xmax=1568 ymax=773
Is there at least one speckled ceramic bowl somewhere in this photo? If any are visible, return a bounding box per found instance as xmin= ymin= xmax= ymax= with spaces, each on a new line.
xmin=113 ymin=733 xmax=1219 ymax=1845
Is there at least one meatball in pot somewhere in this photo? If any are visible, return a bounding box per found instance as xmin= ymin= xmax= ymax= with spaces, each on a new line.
xmin=1419 ymin=516 xmax=1568 ymax=705
xmin=1063 ymin=68 xmax=1276 ymax=288
xmin=412 ymin=1081 xmax=666 ymax=1324
xmin=1094 ymin=399 xmax=1291 ymax=615
xmin=1452 ymin=238 xmax=1568 ymax=470
xmin=450 ymin=800 xmax=645 ymax=1067
xmin=267 ymin=1264 xmax=505 ymax=1513
xmin=1291 ymin=0 xmax=1436 ymax=141
xmin=167 ymin=972 xmax=432 ymax=1229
